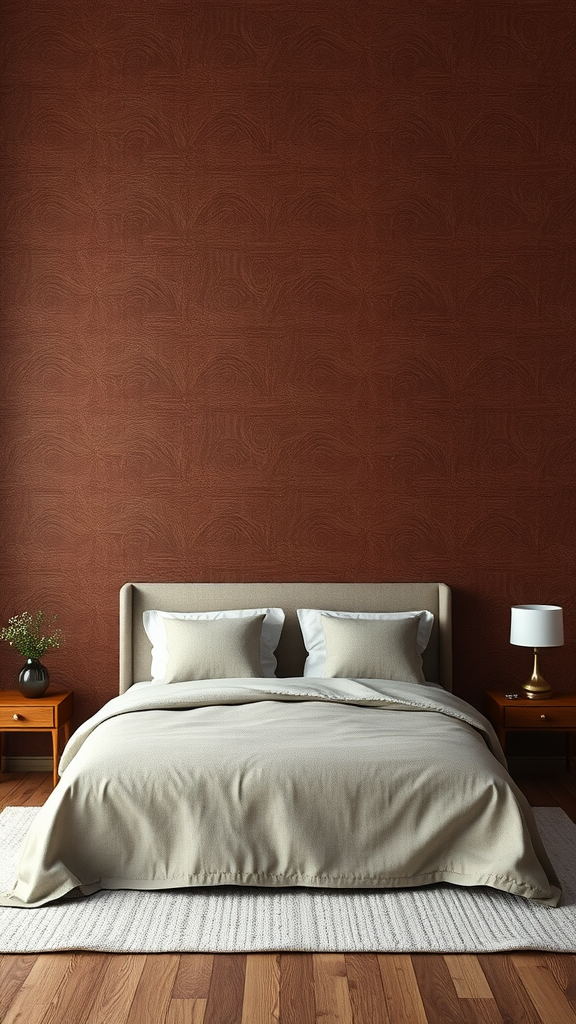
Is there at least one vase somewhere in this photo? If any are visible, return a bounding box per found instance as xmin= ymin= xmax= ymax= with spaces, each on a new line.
xmin=18 ymin=659 xmax=50 ymax=698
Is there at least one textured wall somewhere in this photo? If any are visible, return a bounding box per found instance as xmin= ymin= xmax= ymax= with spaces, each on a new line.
xmin=1 ymin=2 xmax=575 ymax=748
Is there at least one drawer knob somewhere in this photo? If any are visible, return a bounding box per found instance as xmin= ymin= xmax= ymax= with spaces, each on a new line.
xmin=12 ymin=713 xmax=21 ymax=721
xmin=540 ymin=714 xmax=546 ymax=720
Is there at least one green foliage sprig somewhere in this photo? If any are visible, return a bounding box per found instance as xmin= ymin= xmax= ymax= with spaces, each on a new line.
xmin=0 ymin=611 xmax=65 ymax=661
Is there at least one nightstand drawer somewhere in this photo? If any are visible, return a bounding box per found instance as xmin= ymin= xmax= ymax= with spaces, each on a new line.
xmin=0 ymin=705 xmax=55 ymax=728
xmin=504 ymin=706 xmax=576 ymax=729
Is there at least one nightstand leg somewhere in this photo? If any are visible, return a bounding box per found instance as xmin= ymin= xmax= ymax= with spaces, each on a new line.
xmin=52 ymin=729 xmax=59 ymax=788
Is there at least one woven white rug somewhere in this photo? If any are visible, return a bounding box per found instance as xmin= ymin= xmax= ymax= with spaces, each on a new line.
xmin=1 ymin=806 xmax=575 ymax=953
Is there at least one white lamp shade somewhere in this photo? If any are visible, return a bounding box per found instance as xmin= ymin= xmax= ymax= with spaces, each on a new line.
xmin=510 ymin=605 xmax=564 ymax=649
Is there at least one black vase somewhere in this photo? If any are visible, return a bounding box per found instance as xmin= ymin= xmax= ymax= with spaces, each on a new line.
xmin=18 ymin=659 xmax=49 ymax=698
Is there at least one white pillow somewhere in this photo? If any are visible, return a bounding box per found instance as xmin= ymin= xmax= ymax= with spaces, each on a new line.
xmin=297 ymin=608 xmax=434 ymax=679
xmin=143 ymin=607 xmax=285 ymax=682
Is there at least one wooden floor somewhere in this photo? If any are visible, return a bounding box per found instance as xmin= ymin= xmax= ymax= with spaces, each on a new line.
xmin=1 ymin=770 xmax=576 ymax=1024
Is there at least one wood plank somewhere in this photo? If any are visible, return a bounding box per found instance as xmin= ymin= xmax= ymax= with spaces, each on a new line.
xmin=1 ymin=953 xmax=73 ymax=1024
xmin=511 ymin=775 xmax=561 ymax=808
xmin=0 ymin=772 xmax=50 ymax=811
xmin=204 ymin=954 xmax=246 ymax=1024
xmin=241 ymin=953 xmax=280 ymax=1024
xmin=423 ymin=956 xmax=504 ymax=1024
xmin=0 ymin=773 xmax=34 ymax=811
xmin=125 ymin=954 xmax=180 ymax=1024
xmin=479 ymin=954 xmax=544 ymax=1024
xmin=0 ymin=954 xmax=36 ymax=1019
xmin=167 ymin=998 xmax=207 ymax=1024
xmin=312 ymin=953 xmax=354 ymax=1024
xmin=440 ymin=958 xmax=505 ymax=1024
xmin=84 ymin=954 xmax=147 ymax=1024
xmin=411 ymin=954 xmax=468 ymax=1024
xmin=279 ymin=953 xmax=315 ymax=1024
xmin=19 ymin=774 xmax=54 ymax=807
xmin=544 ymin=953 xmax=576 ymax=1014
xmin=443 ymin=955 xmax=493 ymax=998
xmin=41 ymin=952 xmax=110 ymax=1024
xmin=466 ymin=999 xmax=507 ymax=1024
xmin=173 ymin=955 xmax=214 ymax=999
xmin=377 ymin=955 xmax=428 ymax=1024
xmin=345 ymin=952 xmax=390 ymax=1024
xmin=511 ymin=953 xmax=576 ymax=1024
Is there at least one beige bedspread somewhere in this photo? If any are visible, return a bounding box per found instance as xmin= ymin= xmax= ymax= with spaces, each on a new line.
xmin=1 ymin=678 xmax=561 ymax=908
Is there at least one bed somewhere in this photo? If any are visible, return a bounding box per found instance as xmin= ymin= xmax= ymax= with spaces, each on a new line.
xmin=0 ymin=581 xmax=561 ymax=908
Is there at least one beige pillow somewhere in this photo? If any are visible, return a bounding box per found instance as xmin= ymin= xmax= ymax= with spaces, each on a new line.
xmin=162 ymin=614 xmax=266 ymax=683
xmin=321 ymin=614 xmax=425 ymax=683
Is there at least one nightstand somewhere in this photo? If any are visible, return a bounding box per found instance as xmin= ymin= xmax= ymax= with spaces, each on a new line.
xmin=0 ymin=690 xmax=74 ymax=788
xmin=485 ymin=690 xmax=576 ymax=771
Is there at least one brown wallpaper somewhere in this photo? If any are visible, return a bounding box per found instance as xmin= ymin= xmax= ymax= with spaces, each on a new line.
xmin=1 ymin=2 xmax=575 ymax=751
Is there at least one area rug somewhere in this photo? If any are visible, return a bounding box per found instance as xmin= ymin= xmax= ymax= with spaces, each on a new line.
xmin=1 ymin=806 xmax=575 ymax=954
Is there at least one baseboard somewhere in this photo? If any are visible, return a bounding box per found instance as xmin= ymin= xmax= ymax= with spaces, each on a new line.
xmin=2 ymin=756 xmax=53 ymax=773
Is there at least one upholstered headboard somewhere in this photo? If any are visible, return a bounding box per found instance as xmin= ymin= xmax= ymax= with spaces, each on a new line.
xmin=119 ymin=582 xmax=452 ymax=693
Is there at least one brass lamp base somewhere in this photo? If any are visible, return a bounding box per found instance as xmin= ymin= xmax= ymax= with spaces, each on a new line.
xmin=521 ymin=648 xmax=553 ymax=699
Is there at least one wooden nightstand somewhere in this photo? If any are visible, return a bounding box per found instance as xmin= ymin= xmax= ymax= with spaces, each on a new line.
xmin=485 ymin=690 xmax=576 ymax=771
xmin=0 ymin=690 xmax=74 ymax=788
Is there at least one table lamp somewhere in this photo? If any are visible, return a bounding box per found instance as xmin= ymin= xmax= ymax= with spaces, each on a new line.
xmin=510 ymin=604 xmax=564 ymax=699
